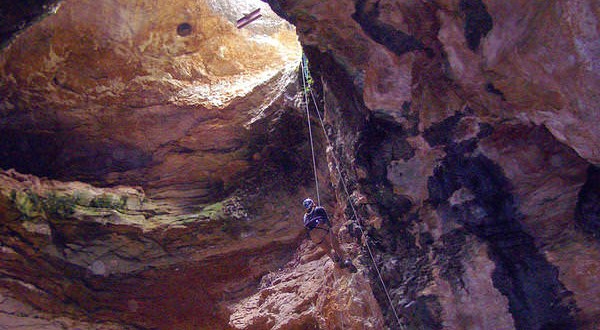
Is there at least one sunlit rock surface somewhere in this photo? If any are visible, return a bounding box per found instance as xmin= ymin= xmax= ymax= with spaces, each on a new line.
xmin=0 ymin=0 xmax=301 ymax=208
xmin=229 ymin=240 xmax=385 ymax=329
xmin=0 ymin=0 xmax=313 ymax=329
xmin=1 ymin=0 xmax=600 ymax=329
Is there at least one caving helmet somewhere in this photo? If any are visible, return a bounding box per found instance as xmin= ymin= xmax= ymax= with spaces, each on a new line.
xmin=303 ymin=198 xmax=315 ymax=210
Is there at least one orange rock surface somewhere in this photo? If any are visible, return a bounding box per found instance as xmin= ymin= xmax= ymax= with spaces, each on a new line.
xmin=1 ymin=0 xmax=599 ymax=329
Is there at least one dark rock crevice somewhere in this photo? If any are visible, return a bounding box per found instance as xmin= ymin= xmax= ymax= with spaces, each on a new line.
xmin=352 ymin=0 xmax=424 ymax=57
xmin=357 ymin=117 xmax=415 ymax=184
xmin=485 ymin=82 xmax=506 ymax=100
xmin=0 ymin=127 xmax=154 ymax=186
xmin=302 ymin=45 xmax=370 ymax=189
xmin=433 ymin=229 xmax=467 ymax=289
xmin=0 ymin=129 xmax=66 ymax=178
xmin=428 ymin=149 xmax=578 ymax=330
xmin=246 ymin=104 xmax=315 ymax=195
xmin=459 ymin=0 xmax=493 ymax=51
xmin=355 ymin=117 xmax=415 ymax=225
xmin=423 ymin=112 xmax=465 ymax=147
xmin=353 ymin=117 xmax=447 ymax=328
xmin=365 ymin=212 xmax=438 ymax=329
xmin=0 ymin=0 xmax=61 ymax=48
xmin=575 ymin=165 xmax=600 ymax=240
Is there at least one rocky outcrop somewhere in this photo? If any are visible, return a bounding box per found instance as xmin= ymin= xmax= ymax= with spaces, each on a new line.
xmin=270 ymin=0 xmax=599 ymax=163
xmin=0 ymin=164 xmax=308 ymax=329
xmin=0 ymin=0 xmax=317 ymax=329
xmin=1 ymin=0 xmax=599 ymax=329
xmin=251 ymin=0 xmax=599 ymax=329
xmin=0 ymin=0 xmax=301 ymax=208
xmin=229 ymin=240 xmax=384 ymax=329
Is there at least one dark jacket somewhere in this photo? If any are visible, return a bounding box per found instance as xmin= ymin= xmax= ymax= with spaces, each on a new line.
xmin=303 ymin=206 xmax=329 ymax=229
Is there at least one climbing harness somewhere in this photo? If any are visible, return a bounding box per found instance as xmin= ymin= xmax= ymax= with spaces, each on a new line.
xmin=307 ymin=221 xmax=330 ymax=245
xmin=301 ymin=54 xmax=406 ymax=330
xmin=304 ymin=206 xmax=331 ymax=245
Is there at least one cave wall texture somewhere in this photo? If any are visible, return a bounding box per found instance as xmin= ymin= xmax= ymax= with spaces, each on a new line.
xmin=262 ymin=0 xmax=599 ymax=329
xmin=1 ymin=0 xmax=599 ymax=329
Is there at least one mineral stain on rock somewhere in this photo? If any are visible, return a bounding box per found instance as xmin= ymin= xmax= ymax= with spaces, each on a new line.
xmin=429 ymin=150 xmax=578 ymax=330
xmin=352 ymin=0 xmax=424 ymax=56
xmin=576 ymin=165 xmax=600 ymax=239
xmin=459 ymin=0 xmax=493 ymax=51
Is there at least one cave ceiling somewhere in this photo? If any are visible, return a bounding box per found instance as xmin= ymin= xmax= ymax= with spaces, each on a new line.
xmin=0 ymin=0 xmax=302 ymax=207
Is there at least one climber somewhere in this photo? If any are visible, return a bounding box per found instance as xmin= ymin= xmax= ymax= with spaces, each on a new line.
xmin=236 ymin=8 xmax=262 ymax=29
xmin=302 ymin=198 xmax=357 ymax=272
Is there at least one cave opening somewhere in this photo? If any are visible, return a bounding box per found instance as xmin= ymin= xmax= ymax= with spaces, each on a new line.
xmin=0 ymin=0 xmax=306 ymax=328
xmin=0 ymin=0 xmax=301 ymax=191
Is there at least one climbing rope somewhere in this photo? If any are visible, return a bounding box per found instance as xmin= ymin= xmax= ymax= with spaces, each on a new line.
xmin=300 ymin=55 xmax=345 ymax=330
xmin=301 ymin=55 xmax=320 ymax=206
xmin=301 ymin=55 xmax=406 ymax=330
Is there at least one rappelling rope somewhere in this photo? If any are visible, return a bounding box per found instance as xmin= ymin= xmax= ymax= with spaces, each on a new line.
xmin=301 ymin=55 xmax=344 ymax=330
xmin=302 ymin=58 xmax=405 ymax=329
xmin=301 ymin=55 xmax=321 ymax=206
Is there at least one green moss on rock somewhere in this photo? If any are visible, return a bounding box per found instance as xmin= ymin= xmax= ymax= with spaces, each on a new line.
xmin=199 ymin=202 xmax=224 ymax=220
xmin=44 ymin=192 xmax=76 ymax=218
xmin=13 ymin=190 xmax=44 ymax=219
xmin=90 ymin=193 xmax=126 ymax=210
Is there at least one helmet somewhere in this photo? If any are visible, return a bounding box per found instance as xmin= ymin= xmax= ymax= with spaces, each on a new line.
xmin=303 ymin=198 xmax=314 ymax=209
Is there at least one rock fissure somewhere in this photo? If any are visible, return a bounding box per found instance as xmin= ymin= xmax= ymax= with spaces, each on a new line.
xmin=352 ymin=0 xmax=424 ymax=57
xmin=459 ymin=0 xmax=493 ymax=51
xmin=429 ymin=149 xmax=578 ymax=329
xmin=575 ymin=165 xmax=600 ymax=240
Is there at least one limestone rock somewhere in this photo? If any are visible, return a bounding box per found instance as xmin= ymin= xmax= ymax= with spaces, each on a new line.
xmin=2 ymin=0 xmax=600 ymax=329
xmin=229 ymin=241 xmax=385 ymax=330
xmin=270 ymin=0 xmax=600 ymax=328
xmin=0 ymin=0 xmax=302 ymax=208
xmin=0 ymin=167 xmax=308 ymax=329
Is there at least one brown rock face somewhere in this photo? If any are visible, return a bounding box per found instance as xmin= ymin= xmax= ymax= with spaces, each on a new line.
xmin=0 ymin=0 xmax=319 ymax=329
xmin=252 ymin=0 xmax=598 ymax=329
xmin=0 ymin=0 xmax=301 ymax=208
xmin=1 ymin=0 xmax=600 ymax=329
xmin=229 ymin=241 xmax=385 ymax=330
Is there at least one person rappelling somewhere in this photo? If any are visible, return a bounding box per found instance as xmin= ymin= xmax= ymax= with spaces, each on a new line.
xmin=298 ymin=54 xmax=403 ymax=328
xmin=302 ymin=198 xmax=357 ymax=272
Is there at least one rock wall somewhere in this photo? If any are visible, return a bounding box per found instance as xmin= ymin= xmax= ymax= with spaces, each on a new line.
xmin=1 ymin=0 xmax=599 ymax=329
xmin=0 ymin=1 xmax=319 ymax=329
xmin=252 ymin=0 xmax=599 ymax=329
xmin=0 ymin=0 xmax=301 ymax=208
